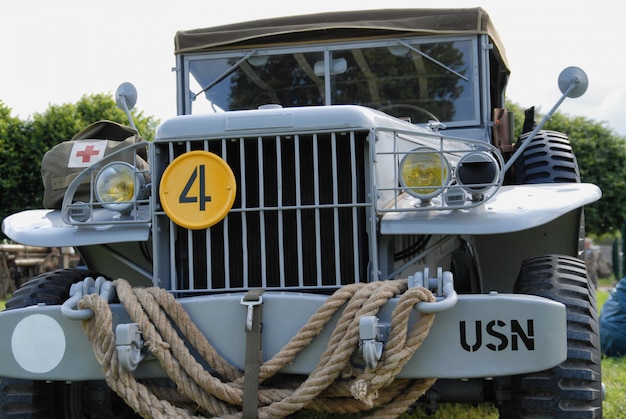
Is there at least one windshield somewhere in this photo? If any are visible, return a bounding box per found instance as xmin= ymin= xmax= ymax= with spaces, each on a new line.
xmin=184 ymin=37 xmax=478 ymax=126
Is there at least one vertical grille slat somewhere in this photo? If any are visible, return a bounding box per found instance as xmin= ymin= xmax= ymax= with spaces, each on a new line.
xmin=239 ymin=138 xmax=249 ymax=288
xmin=275 ymin=136 xmax=286 ymax=288
xmin=220 ymin=140 xmax=230 ymax=289
xmin=161 ymin=130 xmax=370 ymax=294
xmin=257 ymin=137 xmax=268 ymax=288
xmin=294 ymin=135 xmax=304 ymax=287
xmin=350 ymin=132 xmax=361 ymax=283
xmin=167 ymin=141 xmax=178 ymax=292
xmin=187 ymin=229 xmax=194 ymax=290
xmin=312 ymin=134 xmax=323 ymax=286
xmin=331 ymin=133 xmax=341 ymax=286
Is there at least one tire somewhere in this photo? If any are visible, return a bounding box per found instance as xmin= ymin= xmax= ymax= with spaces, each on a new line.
xmin=0 ymin=269 xmax=140 ymax=419
xmin=500 ymin=255 xmax=602 ymax=418
xmin=512 ymin=130 xmax=580 ymax=184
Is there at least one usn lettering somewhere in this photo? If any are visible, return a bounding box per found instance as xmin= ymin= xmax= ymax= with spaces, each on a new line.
xmin=459 ymin=319 xmax=535 ymax=352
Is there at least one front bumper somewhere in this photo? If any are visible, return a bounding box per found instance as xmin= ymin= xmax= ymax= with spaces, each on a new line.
xmin=0 ymin=291 xmax=566 ymax=381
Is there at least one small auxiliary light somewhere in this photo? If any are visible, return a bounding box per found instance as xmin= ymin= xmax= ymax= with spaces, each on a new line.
xmin=456 ymin=152 xmax=500 ymax=196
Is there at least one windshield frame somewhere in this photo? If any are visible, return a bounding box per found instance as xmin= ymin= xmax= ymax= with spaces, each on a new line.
xmin=177 ymin=34 xmax=481 ymax=128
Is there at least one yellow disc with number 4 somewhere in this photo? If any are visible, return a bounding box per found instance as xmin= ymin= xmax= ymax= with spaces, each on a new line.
xmin=160 ymin=150 xmax=236 ymax=230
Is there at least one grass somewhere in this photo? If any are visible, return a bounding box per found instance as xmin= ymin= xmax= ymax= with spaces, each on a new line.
xmin=596 ymin=286 xmax=626 ymax=419
xmin=407 ymin=404 xmax=498 ymax=418
xmin=601 ymin=356 xmax=626 ymax=418
xmin=0 ymin=288 xmax=622 ymax=418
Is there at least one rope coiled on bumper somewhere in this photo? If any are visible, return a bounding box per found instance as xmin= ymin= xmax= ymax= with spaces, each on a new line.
xmin=78 ymin=278 xmax=436 ymax=418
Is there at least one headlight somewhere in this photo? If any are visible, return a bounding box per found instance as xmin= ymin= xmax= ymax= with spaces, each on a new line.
xmin=400 ymin=147 xmax=450 ymax=200
xmin=94 ymin=162 xmax=144 ymax=214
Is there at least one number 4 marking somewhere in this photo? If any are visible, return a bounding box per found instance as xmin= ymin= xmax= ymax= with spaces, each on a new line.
xmin=179 ymin=165 xmax=212 ymax=210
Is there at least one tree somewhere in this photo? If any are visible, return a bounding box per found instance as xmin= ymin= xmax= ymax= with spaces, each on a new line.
xmin=0 ymin=94 xmax=158 ymax=233
xmin=505 ymin=100 xmax=626 ymax=236
xmin=0 ymin=102 xmax=29 ymax=225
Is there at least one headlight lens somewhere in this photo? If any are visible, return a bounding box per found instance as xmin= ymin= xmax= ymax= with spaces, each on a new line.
xmin=400 ymin=147 xmax=450 ymax=200
xmin=95 ymin=162 xmax=143 ymax=213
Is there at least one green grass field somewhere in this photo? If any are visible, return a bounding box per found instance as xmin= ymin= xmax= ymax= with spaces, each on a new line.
xmin=0 ymin=288 xmax=622 ymax=417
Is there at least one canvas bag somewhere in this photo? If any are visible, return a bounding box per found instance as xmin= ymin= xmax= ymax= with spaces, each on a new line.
xmin=41 ymin=120 xmax=147 ymax=209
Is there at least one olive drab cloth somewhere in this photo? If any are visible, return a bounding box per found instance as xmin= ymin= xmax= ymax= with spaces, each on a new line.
xmin=41 ymin=120 xmax=147 ymax=209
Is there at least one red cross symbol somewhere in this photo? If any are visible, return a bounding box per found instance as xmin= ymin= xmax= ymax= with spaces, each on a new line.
xmin=76 ymin=145 xmax=101 ymax=163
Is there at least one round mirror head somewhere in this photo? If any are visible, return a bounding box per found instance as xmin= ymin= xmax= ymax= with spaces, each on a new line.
xmin=558 ymin=66 xmax=588 ymax=98
xmin=115 ymin=82 xmax=138 ymax=111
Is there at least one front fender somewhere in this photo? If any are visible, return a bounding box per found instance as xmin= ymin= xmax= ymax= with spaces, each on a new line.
xmin=2 ymin=208 xmax=151 ymax=247
xmin=381 ymin=183 xmax=601 ymax=235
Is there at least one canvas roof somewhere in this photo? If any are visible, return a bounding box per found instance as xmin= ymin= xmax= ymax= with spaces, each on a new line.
xmin=174 ymin=8 xmax=508 ymax=71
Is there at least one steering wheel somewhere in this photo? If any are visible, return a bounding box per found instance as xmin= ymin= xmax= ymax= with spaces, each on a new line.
xmin=377 ymin=103 xmax=440 ymax=123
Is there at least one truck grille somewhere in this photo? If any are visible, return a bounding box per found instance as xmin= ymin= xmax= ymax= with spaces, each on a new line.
xmin=156 ymin=131 xmax=371 ymax=294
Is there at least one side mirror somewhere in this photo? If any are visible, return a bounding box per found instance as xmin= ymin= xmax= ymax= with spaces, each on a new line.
xmin=116 ymin=82 xmax=137 ymax=111
xmin=558 ymin=66 xmax=588 ymax=99
xmin=115 ymin=82 xmax=138 ymax=130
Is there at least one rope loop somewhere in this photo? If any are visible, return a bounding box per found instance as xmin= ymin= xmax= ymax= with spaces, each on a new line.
xmin=78 ymin=278 xmax=437 ymax=418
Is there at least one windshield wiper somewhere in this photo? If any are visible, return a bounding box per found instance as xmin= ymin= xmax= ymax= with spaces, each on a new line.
xmin=397 ymin=39 xmax=468 ymax=82
xmin=192 ymin=50 xmax=257 ymax=100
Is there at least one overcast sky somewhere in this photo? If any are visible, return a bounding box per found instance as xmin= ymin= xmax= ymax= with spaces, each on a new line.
xmin=2 ymin=0 xmax=625 ymax=135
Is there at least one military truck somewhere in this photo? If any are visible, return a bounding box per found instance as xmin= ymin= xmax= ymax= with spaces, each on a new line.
xmin=0 ymin=8 xmax=603 ymax=418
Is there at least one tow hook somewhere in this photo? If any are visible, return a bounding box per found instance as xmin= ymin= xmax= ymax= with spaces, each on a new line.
xmin=359 ymin=316 xmax=389 ymax=369
xmin=61 ymin=278 xmax=147 ymax=371
xmin=116 ymin=323 xmax=147 ymax=372
xmin=61 ymin=276 xmax=116 ymax=320
xmin=410 ymin=267 xmax=458 ymax=313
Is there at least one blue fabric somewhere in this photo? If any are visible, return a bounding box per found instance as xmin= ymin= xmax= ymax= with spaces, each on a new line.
xmin=600 ymin=277 xmax=626 ymax=357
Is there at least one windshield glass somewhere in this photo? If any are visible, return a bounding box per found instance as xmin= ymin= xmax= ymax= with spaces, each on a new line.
xmin=185 ymin=37 xmax=478 ymax=126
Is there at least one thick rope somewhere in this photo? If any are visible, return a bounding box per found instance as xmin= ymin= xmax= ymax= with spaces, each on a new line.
xmin=80 ymin=293 xmax=196 ymax=419
xmin=256 ymin=280 xmax=412 ymax=418
xmin=351 ymin=287 xmax=436 ymax=405
xmin=78 ymin=278 xmax=437 ymax=418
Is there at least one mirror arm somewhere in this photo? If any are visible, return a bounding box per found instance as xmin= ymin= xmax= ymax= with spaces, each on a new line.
xmin=503 ymin=72 xmax=583 ymax=173
xmin=117 ymin=95 xmax=137 ymax=131
xmin=115 ymin=82 xmax=139 ymax=131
